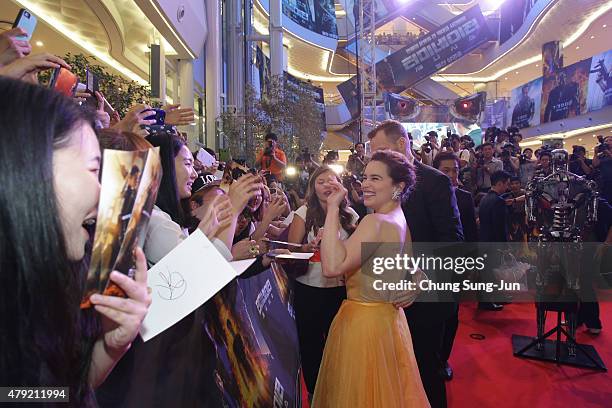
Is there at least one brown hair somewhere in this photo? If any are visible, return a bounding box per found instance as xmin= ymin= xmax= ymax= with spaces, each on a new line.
xmin=367 ymin=119 xmax=408 ymax=142
xmin=98 ymin=129 xmax=153 ymax=151
xmin=432 ymin=151 xmax=460 ymax=170
xmin=305 ymin=166 xmax=356 ymax=237
xmin=369 ymin=150 xmax=416 ymax=199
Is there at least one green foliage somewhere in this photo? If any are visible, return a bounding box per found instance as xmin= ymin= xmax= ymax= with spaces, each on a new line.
xmin=38 ymin=53 xmax=151 ymax=116
xmin=219 ymin=75 xmax=324 ymax=165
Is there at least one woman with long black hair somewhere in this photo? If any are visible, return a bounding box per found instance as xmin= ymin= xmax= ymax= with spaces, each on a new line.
xmin=0 ymin=77 xmax=150 ymax=406
xmin=287 ymin=165 xmax=359 ymax=401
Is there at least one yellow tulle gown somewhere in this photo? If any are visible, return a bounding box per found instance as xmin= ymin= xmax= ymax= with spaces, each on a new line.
xmin=312 ymin=263 xmax=430 ymax=408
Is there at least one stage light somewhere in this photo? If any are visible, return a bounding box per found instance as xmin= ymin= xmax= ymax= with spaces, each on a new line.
xmin=285 ymin=166 xmax=297 ymax=177
xmin=329 ymin=164 xmax=344 ymax=175
xmin=35 ymin=41 xmax=43 ymax=47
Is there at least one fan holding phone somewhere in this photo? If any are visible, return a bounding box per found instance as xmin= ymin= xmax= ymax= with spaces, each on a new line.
xmin=0 ymin=8 xmax=70 ymax=84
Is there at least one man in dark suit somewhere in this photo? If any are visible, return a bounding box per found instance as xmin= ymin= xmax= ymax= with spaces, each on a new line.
xmin=432 ymin=151 xmax=478 ymax=381
xmin=479 ymin=170 xmax=511 ymax=243
xmin=369 ymin=121 xmax=464 ymax=408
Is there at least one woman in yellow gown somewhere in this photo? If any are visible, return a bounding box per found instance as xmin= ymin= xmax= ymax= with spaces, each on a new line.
xmin=312 ymin=150 xmax=430 ymax=408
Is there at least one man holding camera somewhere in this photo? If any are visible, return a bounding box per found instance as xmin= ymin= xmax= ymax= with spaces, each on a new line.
xmin=593 ymin=135 xmax=612 ymax=202
xmin=256 ymin=132 xmax=287 ymax=181
xmin=346 ymin=142 xmax=369 ymax=177
xmin=569 ymin=145 xmax=593 ymax=177
xmin=421 ymin=131 xmax=441 ymax=166
xmin=472 ymin=143 xmax=503 ymax=193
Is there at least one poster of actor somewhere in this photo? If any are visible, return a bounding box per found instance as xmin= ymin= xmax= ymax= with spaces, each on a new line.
xmin=541 ymin=58 xmax=591 ymax=123
xmin=587 ymin=49 xmax=612 ymax=112
xmin=509 ymin=78 xmax=542 ymax=129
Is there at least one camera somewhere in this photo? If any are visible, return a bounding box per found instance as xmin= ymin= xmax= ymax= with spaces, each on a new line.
xmin=595 ymin=136 xmax=609 ymax=155
xmin=460 ymin=136 xmax=475 ymax=149
xmin=421 ymin=135 xmax=432 ymax=154
xmin=263 ymin=140 xmax=274 ymax=156
xmin=342 ymin=173 xmax=360 ymax=191
xmin=507 ymin=126 xmax=520 ymax=137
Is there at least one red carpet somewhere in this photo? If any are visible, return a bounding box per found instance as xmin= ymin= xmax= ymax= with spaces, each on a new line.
xmin=302 ymin=301 xmax=611 ymax=407
xmin=447 ymin=302 xmax=611 ymax=408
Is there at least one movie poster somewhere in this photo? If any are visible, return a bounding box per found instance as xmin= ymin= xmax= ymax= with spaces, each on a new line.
xmin=540 ymin=58 xmax=592 ymax=124
xmin=508 ymin=77 xmax=542 ymax=129
xmin=587 ymin=49 xmax=612 ymax=112
xmin=542 ymin=40 xmax=563 ymax=80
xmin=82 ymin=148 xmax=161 ymax=307
xmin=282 ymin=0 xmax=338 ymax=38
xmin=203 ymin=267 xmax=300 ymax=407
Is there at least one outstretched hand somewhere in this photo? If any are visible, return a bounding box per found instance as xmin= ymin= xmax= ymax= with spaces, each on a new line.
xmin=195 ymin=194 xmax=234 ymax=238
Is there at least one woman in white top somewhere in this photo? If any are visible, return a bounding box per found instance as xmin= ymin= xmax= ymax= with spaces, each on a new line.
xmin=287 ymin=165 xmax=359 ymax=400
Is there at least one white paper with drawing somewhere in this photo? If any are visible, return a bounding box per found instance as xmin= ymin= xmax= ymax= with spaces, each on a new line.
xmin=140 ymin=229 xmax=238 ymax=342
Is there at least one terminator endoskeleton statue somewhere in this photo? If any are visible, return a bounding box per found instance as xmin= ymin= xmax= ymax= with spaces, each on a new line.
xmin=525 ymin=149 xmax=599 ymax=356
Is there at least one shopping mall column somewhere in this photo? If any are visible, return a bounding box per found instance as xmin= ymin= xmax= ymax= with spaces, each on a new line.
xmin=205 ymin=0 xmax=221 ymax=150
xmin=178 ymin=59 xmax=196 ymax=150
xmin=269 ymin=0 xmax=283 ymax=77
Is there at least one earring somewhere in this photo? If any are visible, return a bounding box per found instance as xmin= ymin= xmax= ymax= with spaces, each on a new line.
xmin=391 ymin=189 xmax=401 ymax=201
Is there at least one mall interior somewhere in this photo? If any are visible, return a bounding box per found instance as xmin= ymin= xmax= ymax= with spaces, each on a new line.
xmin=0 ymin=0 xmax=611 ymax=407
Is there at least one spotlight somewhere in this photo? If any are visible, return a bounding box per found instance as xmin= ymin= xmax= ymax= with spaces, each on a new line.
xmin=285 ymin=166 xmax=297 ymax=177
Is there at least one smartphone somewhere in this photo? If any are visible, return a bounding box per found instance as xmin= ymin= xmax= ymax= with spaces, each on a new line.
xmin=103 ymin=97 xmax=115 ymax=115
xmin=13 ymin=8 xmax=37 ymax=41
xmin=49 ymin=67 xmax=78 ymax=97
xmin=85 ymin=69 xmax=99 ymax=109
xmin=142 ymin=108 xmax=166 ymax=126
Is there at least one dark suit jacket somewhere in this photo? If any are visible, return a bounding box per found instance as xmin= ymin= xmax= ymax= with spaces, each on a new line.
xmin=478 ymin=191 xmax=508 ymax=242
xmin=402 ymin=161 xmax=464 ymax=324
xmin=455 ymin=188 xmax=478 ymax=243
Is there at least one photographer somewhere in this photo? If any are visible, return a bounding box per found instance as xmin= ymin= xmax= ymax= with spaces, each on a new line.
xmin=420 ymin=131 xmax=440 ymax=166
xmin=500 ymin=143 xmax=520 ymax=178
xmin=457 ymin=135 xmax=474 ymax=168
xmin=494 ymin=130 xmax=511 ymax=156
xmin=593 ymin=135 xmax=612 ymax=202
xmin=568 ymin=145 xmax=593 ymax=177
xmin=472 ymin=142 xmax=503 ymax=193
xmin=346 ymin=142 xmax=369 ymax=177
xmin=256 ymin=132 xmax=287 ymax=181
xmin=519 ymin=148 xmax=537 ymax=187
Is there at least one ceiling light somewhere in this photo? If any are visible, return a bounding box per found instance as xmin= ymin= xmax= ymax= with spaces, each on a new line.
xmin=35 ymin=40 xmax=43 ymax=47
xmin=535 ymin=64 xmax=539 ymax=67
xmin=590 ymin=35 xmax=595 ymax=39
xmin=504 ymin=77 xmax=508 ymax=80
xmin=486 ymin=0 xmax=507 ymax=11
xmin=578 ymin=138 xmax=583 ymax=142
xmin=515 ymin=71 xmax=519 ymax=74
xmin=576 ymin=46 xmax=580 ymax=49
xmin=604 ymin=24 xmax=607 ymax=28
